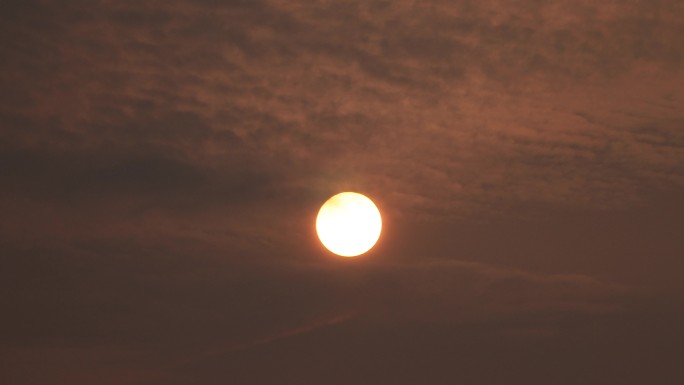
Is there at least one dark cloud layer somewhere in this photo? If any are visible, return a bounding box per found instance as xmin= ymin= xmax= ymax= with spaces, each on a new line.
xmin=1 ymin=1 xmax=683 ymax=384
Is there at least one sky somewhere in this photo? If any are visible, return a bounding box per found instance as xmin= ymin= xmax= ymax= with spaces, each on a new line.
xmin=1 ymin=0 xmax=683 ymax=383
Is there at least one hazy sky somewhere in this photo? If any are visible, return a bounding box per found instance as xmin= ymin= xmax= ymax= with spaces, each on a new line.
xmin=1 ymin=1 xmax=683 ymax=384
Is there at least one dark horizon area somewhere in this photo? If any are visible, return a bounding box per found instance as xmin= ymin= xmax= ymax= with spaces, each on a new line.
xmin=1 ymin=1 xmax=683 ymax=384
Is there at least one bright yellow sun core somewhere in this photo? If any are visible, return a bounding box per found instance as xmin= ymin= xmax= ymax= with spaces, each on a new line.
xmin=316 ymin=192 xmax=382 ymax=257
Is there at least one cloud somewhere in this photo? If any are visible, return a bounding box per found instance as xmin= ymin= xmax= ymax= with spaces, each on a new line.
xmin=0 ymin=0 xmax=675 ymax=330
xmin=333 ymin=258 xmax=633 ymax=326
xmin=3 ymin=1 xmax=682 ymax=228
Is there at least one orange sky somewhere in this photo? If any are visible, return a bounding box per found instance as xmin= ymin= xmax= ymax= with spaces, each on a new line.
xmin=1 ymin=1 xmax=683 ymax=384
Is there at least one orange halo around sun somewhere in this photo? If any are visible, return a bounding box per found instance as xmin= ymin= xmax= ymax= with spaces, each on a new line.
xmin=316 ymin=192 xmax=382 ymax=257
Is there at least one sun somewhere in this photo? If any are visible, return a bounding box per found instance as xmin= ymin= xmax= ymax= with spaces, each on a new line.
xmin=316 ymin=192 xmax=382 ymax=257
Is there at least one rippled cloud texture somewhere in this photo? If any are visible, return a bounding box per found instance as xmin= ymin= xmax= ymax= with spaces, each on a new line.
xmin=1 ymin=1 xmax=683 ymax=384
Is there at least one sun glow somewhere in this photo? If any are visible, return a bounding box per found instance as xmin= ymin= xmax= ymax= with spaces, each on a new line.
xmin=316 ymin=192 xmax=382 ymax=257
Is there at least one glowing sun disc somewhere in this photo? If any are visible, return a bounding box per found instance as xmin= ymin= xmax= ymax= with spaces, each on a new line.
xmin=316 ymin=192 xmax=382 ymax=257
